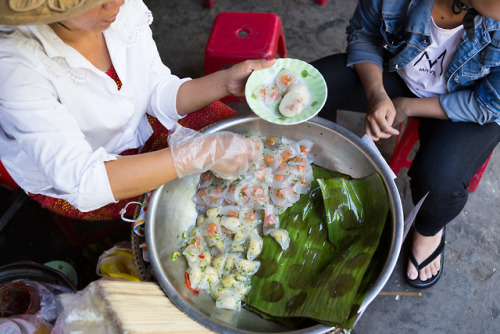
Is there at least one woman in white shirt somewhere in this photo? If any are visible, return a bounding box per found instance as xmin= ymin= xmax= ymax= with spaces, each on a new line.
xmin=0 ymin=0 xmax=274 ymax=218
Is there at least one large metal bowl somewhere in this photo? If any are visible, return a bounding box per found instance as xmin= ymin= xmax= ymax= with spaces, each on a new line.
xmin=146 ymin=116 xmax=404 ymax=333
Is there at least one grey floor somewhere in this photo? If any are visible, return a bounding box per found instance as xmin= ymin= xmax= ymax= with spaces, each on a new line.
xmin=0 ymin=1 xmax=497 ymax=333
xmin=145 ymin=1 xmax=500 ymax=333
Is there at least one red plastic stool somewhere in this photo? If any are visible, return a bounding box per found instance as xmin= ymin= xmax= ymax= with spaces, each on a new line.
xmin=389 ymin=118 xmax=493 ymax=193
xmin=316 ymin=0 xmax=328 ymax=5
xmin=205 ymin=12 xmax=287 ymax=101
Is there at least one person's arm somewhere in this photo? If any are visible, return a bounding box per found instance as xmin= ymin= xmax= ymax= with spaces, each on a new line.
xmin=392 ymin=96 xmax=449 ymax=124
xmin=175 ymin=59 xmax=275 ymax=115
xmin=353 ymin=62 xmax=400 ymax=141
xmin=105 ymin=128 xmax=263 ymax=201
xmin=356 ymin=62 xmax=448 ymax=140
xmin=105 ymin=148 xmax=177 ymax=201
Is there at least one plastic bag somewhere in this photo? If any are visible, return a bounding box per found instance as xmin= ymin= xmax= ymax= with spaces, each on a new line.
xmin=0 ymin=314 xmax=53 ymax=333
xmin=0 ymin=279 xmax=73 ymax=323
xmin=96 ymin=242 xmax=140 ymax=281
xmin=52 ymin=280 xmax=117 ymax=334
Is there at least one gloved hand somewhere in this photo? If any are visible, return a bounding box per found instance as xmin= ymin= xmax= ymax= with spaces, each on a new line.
xmin=168 ymin=124 xmax=263 ymax=180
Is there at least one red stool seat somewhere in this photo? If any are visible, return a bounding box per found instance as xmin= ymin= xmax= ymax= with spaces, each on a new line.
xmin=205 ymin=12 xmax=287 ymax=101
xmin=389 ymin=118 xmax=492 ymax=193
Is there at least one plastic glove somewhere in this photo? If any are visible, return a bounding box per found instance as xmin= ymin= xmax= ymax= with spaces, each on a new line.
xmin=168 ymin=124 xmax=262 ymax=180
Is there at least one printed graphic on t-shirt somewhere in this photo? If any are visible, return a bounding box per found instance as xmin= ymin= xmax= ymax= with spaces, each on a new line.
xmin=397 ymin=18 xmax=463 ymax=98
xmin=413 ymin=49 xmax=447 ymax=78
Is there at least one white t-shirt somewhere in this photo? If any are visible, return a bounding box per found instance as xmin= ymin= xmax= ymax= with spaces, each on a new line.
xmin=0 ymin=0 xmax=190 ymax=211
xmin=398 ymin=17 xmax=464 ymax=98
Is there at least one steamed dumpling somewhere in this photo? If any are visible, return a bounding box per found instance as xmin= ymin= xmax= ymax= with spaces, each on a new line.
xmin=275 ymin=69 xmax=297 ymax=92
xmin=278 ymin=83 xmax=310 ymax=118
xmin=253 ymin=84 xmax=281 ymax=107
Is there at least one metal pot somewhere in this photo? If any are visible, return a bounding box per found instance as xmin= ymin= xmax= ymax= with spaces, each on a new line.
xmin=146 ymin=116 xmax=404 ymax=333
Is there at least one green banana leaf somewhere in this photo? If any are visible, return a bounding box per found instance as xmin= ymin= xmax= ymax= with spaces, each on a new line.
xmin=244 ymin=166 xmax=390 ymax=327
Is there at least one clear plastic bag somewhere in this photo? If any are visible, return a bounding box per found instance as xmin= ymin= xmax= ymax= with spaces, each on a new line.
xmin=96 ymin=241 xmax=140 ymax=281
xmin=0 ymin=279 xmax=73 ymax=323
xmin=52 ymin=280 xmax=117 ymax=334
xmin=0 ymin=314 xmax=53 ymax=333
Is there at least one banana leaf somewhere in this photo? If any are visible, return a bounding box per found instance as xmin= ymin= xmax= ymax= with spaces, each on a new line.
xmin=244 ymin=166 xmax=389 ymax=327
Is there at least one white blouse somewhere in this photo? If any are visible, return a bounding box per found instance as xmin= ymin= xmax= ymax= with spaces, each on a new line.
xmin=0 ymin=0 xmax=190 ymax=211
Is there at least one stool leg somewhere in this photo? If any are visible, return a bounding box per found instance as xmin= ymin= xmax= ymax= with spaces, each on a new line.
xmin=389 ymin=118 xmax=420 ymax=175
xmin=277 ymin=34 xmax=288 ymax=58
xmin=203 ymin=0 xmax=216 ymax=9
xmin=467 ymin=153 xmax=493 ymax=192
xmin=315 ymin=0 xmax=328 ymax=5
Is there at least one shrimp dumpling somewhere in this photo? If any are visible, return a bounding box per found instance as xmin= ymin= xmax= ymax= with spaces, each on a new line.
xmin=288 ymin=82 xmax=310 ymax=98
xmin=279 ymin=91 xmax=304 ymax=117
xmin=253 ymin=84 xmax=281 ymax=107
xmin=275 ymin=69 xmax=297 ymax=92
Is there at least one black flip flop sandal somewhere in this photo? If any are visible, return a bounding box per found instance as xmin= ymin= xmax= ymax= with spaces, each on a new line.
xmin=406 ymin=228 xmax=445 ymax=289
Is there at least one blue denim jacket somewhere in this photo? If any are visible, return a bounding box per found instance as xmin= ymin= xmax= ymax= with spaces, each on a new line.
xmin=346 ymin=0 xmax=500 ymax=124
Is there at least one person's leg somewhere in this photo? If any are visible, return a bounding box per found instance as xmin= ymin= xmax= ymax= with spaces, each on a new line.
xmin=312 ymin=53 xmax=500 ymax=285
xmin=407 ymin=119 xmax=500 ymax=282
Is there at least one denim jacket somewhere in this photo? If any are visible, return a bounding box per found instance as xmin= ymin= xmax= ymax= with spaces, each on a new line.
xmin=346 ymin=0 xmax=500 ymax=125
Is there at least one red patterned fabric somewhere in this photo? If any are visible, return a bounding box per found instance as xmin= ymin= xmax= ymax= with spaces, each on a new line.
xmin=105 ymin=65 xmax=122 ymax=90
xmin=28 ymin=67 xmax=237 ymax=221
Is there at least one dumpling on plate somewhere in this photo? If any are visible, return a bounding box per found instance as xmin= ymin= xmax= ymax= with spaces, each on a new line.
xmin=278 ymin=83 xmax=310 ymax=118
xmin=275 ymin=69 xmax=297 ymax=93
xmin=253 ymin=84 xmax=281 ymax=107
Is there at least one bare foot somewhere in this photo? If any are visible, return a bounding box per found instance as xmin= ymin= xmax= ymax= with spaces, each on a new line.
xmin=407 ymin=229 xmax=443 ymax=281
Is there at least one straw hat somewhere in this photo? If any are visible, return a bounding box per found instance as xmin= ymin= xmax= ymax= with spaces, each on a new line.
xmin=0 ymin=0 xmax=111 ymax=25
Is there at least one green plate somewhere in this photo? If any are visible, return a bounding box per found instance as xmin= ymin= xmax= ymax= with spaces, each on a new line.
xmin=245 ymin=58 xmax=327 ymax=125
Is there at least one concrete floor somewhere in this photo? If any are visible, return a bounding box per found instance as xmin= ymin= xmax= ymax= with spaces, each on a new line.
xmin=0 ymin=0 xmax=498 ymax=333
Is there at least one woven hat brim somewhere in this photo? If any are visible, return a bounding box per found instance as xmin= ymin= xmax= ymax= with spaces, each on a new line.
xmin=0 ymin=0 xmax=111 ymax=25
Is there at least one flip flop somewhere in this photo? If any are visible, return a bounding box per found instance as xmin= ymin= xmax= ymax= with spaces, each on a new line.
xmin=406 ymin=227 xmax=445 ymax=289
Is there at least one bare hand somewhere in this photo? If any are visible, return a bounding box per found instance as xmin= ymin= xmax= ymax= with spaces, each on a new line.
xmin=392 ymin=97 xmax=411 ymax=125
xmin=364 ymin=93 xmax=400 ymax=141
xmin=224 ymin=59 xmax=276 ymax=96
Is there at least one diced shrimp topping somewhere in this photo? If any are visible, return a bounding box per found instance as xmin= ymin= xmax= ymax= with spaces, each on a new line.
xmin=207 ymin=224 xmax=218 ymax=235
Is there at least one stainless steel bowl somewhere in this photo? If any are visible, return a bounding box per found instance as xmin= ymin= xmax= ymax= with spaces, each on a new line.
xmin=146 ymin=116 xmax=404 ymax=333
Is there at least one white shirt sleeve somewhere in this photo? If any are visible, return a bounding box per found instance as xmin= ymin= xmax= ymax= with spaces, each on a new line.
xmin=0 ymin=63 xmax=117 ymax=211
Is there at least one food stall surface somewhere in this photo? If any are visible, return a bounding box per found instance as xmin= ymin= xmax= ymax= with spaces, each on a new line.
xmin=0 ymin=1 xmax=498 ymax=333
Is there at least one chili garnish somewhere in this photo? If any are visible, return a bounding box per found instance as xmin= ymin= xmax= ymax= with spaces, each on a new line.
xmin=184 ymin=272 xmax=199 ymax=294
